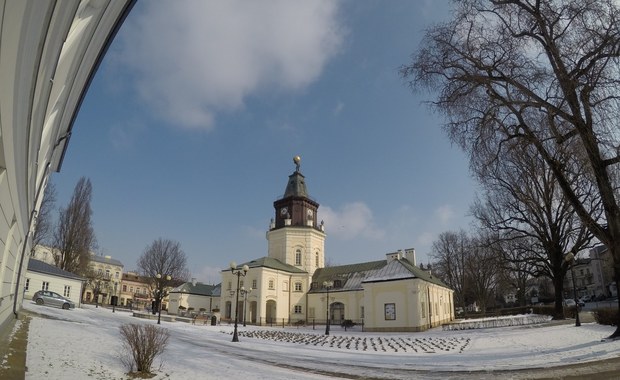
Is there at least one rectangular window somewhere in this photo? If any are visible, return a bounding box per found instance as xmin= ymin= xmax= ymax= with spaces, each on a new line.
xmin=252 ymin=279 xmax=257 ymax=289
xmin=122 ymin=285 xmax=127 ymax=292
xmin=268 ymin=279 xmax=274 ymax=289
xmin=64 ymin=286 xmax=71 ymax=298
xmin=384 ymin=303 xmax=396 ymax=320
xmin=240 ymin=280 xmax=244 ymax=288
xmin=115 ymin=272 xmax=119 ymax=279
xmin=228 ymin=281 xmax=232 ymax=290
xmin=130 ymin=286 xmax=134 ymax=293
xmin=294 ymin=305 xmax=302 ymax=314
xmin=283 ymin=281 xmax=288 ymax=291
xmin=294 ymin=282 xmax=302 ymax=292
xmin=421 ymin=302 xmax=426 ymax=318
xmin=309 ymin=307 xmax=315 ymax=318
xmin=42 ymin=281 xmax=49 ymax=291
xmin=360 ymin=306 xmax=365 ymax=319
xmin=25 ymin=278 xmax=30 ymax=291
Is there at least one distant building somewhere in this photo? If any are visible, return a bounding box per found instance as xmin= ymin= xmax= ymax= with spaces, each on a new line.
xmin=588 ymin=245 xmax=617 ymax=298
xmin=25 ymin=259 xmax=84 ymax=308
xmin=222 ymin=158 xmax=454 ymax=332
xmin=84 ymin=255 xmax=124 ymax=305
xmin=119 ymin=272 xmax=152 ymax=310
xmin=168 ymin=280 xmax=221 ymax=317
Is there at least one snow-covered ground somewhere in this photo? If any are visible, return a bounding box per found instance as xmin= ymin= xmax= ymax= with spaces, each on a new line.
xmin=19 ymin=301 xmax=620 ymax=379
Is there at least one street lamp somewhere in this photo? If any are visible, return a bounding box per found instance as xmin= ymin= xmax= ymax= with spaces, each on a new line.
xmin=241 ymin=286 xmax=252 ymax=327
xmin=323 ymin=280 xmax=333 ymax=335
xmin=156 ymin=273 xmax=171 ymax=325
xmin=230 ymin=261 xmax=249 ymax=342
xmin=564 ymin=252 xmax=581 ymax=327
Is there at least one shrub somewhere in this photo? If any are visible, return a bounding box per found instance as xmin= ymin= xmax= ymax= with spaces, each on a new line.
xmin=120 ymin=323 xmax=170 ymax=376
xmin=341 ymin=319 xmax=356 ymax=328
xmin=593 ymin=307 xmax=619 ymax=326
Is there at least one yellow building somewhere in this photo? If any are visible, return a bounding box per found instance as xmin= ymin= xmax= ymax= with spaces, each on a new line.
xmin=223 ymin=157 xmax=454 ymax=331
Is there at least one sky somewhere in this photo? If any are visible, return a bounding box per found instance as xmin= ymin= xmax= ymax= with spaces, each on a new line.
xmin=17 ymin=302 xmax=620 ymax=379
xmin=50 ymin=0 xmax=477 ymax=283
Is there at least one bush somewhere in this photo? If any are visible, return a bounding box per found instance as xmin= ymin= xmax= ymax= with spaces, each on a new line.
xmin=341 ymin=319 xmax=356 ymax=328
xmin=593 ymin=307 xmax=619 ymax=326
xmin=120 ymin=323 xmax=170 ymax=376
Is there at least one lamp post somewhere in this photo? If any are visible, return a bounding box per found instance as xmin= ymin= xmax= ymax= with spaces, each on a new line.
xmin=156 ymin=273 xmax=171 ymax=325
xmin=241 ymin=286 xmax=252 ymax=327
xmin=323 ymin=280 xmax=333 ymax=335
xmin=230 ymin=261 xmax=249 ymax=342
xmin=564 ymin=252 xmax=581 ymax=327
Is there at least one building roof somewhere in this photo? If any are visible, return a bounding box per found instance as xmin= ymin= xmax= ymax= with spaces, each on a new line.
xmin=309 ymin=260 xmax=387 ymax=293
xmin=170 ymin=281 xmax=220 ymax=296
xmin=283 ymin=170 xmax=309 ymax=198
xmin=90 ymin=255 xmax=124 ymax=267
xmin=225 ymin=257 xmax=307 ymax=274
xmin=27 ymin=259 xmax=84 ymax=281
xmin=308 ymin=257 xmax=450 ymax=293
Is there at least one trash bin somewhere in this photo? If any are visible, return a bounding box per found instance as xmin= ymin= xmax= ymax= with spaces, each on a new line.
xmin=211 ymin=315 xmax=217 ymax=326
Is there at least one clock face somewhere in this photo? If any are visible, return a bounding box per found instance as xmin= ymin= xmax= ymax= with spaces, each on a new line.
xmin=280 ymin=207 xmax=288 ymax=216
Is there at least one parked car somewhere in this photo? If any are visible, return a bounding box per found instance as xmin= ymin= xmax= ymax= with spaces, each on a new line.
xmin=32 ymin=290 xmax=75 ymax=309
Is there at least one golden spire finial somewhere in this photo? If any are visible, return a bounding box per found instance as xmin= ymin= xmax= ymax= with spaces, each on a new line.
xmin=293 ymin=155 xmax=301 ymax=172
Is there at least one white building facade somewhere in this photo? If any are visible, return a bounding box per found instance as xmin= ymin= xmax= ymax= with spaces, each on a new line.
xmin=0 ymin=1 xmax=134 ymax=334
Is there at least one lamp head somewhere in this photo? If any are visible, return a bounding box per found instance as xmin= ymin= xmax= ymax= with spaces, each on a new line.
xmin=156 ymin=273 xmax=162 ymax=279
xmin=242 ymin=264 xmax=249 ymax=273
xmin=565 ymin=252 xmax=575 ymax=262
xmin=230 ymin=261 xmax=237 ymax=270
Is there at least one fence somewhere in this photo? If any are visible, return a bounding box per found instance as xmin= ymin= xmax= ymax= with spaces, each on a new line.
xmin=220 ymin=317 xmax=365 ymax=331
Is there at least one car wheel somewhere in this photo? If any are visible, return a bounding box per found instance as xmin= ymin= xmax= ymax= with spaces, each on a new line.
xmin=62 ymin=303 xmax=70 ymax=310
xmin=35 ymin=298 xmax=44 ymax=305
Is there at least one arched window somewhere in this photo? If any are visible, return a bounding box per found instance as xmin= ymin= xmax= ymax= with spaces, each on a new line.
xmin=295 ymin=249 xmax=302 ymax=266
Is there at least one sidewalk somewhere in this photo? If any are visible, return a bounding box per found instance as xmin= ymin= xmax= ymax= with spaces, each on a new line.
xmin=0 ymin=312 xmax=30 ymax=380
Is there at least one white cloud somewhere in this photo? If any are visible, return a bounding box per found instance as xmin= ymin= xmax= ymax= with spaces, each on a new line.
xmin=116 ymin=0 xmax=345 ymax=130
xmin=434 ymin=204 xmax=455 ymax=224
xmin=320 ymin=202 xmax=385 ymax=240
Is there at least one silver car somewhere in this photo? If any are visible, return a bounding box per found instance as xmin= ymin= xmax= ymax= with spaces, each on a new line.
xmin=32 ymin=290 xmax=75 ymax=309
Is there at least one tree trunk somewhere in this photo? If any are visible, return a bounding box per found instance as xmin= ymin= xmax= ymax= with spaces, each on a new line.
xmin=553 ymin=279 xmax=565 ymax=320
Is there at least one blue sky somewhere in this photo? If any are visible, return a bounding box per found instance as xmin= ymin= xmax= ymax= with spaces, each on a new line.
xmin=51 ymin=0 xmax=476 ymax=283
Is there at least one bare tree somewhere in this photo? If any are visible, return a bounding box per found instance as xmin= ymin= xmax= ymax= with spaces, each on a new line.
xmin=32 ymin=181 xmax=56 ymax=250
xmin=137 ymin=238 xmax=190 ymax=317
xmin=470 ymin=144 xmax=596 ymax=318
xmin=430 ymin=230 xmax=470 ymax=311
xmin=466 ymin=235 xmax=500 ymax=313
xmin=52 ymin=177 xmax=96 ymax=275
xmin=402 ymin=0 xmax=620 ymax=336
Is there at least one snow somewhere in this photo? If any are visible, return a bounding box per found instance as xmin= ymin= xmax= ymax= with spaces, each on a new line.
xmin=22 ymin=301 xmax=620 ymax=379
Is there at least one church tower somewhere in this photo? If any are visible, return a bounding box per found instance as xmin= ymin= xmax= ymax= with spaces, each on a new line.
xmin=267 ymin=156 xmax=326 ymax=276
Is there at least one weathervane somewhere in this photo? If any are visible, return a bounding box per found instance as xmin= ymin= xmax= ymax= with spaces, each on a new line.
xmin=293 ymin=155 xmax=301 ymax=172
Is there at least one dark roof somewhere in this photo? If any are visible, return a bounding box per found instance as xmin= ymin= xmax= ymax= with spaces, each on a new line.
xmin=90 ymin=254 xmax=124 ymax=267
xmin=170 ymin=282 xmax=220 ymax=296
xmin=309 ymin=260 xmax=387 ymax=293
xmin=283 ymin=171 xmax=309 ymax=198
xmin=225 ymin=257 xmax=307 ymax=274
xmin=27 ymin=259 xmax=84 ymax=281
xmin=309 ymin=258 xmax=450 ymax=292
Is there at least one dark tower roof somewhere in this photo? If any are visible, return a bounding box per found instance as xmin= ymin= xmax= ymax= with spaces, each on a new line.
xmin=283 ymin=171 xmax=309 ymax=198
